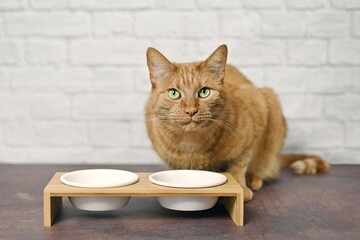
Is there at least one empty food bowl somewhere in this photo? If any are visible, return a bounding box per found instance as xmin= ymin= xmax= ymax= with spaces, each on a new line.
xmin=149 ymin=170 xmax=227 ymax=211
xmin=60 ymin=169 xmax=139 ymax=211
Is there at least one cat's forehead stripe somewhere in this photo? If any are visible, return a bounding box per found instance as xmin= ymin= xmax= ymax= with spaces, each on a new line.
xmin=178 ymin=64 xmax=198 ymax=87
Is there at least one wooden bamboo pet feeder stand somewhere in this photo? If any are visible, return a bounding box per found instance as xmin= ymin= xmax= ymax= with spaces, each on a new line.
xmin=43 ymin=172 xmax=244 ymax=227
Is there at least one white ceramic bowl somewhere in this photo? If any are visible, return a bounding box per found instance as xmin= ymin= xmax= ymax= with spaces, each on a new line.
xmin=149 ymin=170 xmax=227 ymax=211
xmin=60 ymin=169 xmax=139 ymax=211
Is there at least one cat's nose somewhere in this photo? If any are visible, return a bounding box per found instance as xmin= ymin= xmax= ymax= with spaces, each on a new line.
xmin=185 ymin=107 xmax=198 ymax=117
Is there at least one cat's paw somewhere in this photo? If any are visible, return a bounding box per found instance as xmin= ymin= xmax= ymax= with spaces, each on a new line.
xmin=290 ymin=159 xmax=315 ymax=174
xmin=243 ymin=187 xmax=253 ymax=202
xmin=246 ymin=174 xmax=263 ymax=191
xmin=250 ymin=176 xmax=263 ymax=191
xmin=290 ymin=158 xmax=330 ymax=175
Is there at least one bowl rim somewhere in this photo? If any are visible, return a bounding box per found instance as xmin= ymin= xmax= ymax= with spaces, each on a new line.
xmin=60 ymin=169 xmax=139 ymax=188
xmin=149 ymin=169 xmax=227 ymax=188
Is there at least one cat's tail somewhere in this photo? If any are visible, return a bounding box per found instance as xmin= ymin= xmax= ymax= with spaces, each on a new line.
xmin=280 ymin=154 xmax=330 ymax=174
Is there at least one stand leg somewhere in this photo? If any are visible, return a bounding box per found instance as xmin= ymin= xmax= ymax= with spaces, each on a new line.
xmin=224 ymin=193 xmax=243 ymax=226
xmin=44 ymin=193 xmax=62 ymax=227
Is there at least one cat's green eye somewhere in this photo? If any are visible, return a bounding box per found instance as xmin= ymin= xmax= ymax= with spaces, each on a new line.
xmin=168 ymin=89 xmax=181 ymax=100
xmin=198 ymin=87 xmax=211 ymax=98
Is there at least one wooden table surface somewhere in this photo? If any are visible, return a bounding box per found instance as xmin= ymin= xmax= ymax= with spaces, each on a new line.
xmin=0 ymin=164 xmax=359 ymax=240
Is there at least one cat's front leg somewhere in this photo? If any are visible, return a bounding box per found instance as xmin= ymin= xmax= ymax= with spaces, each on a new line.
xmin=227 ymin=152 xmax=254 ymax=202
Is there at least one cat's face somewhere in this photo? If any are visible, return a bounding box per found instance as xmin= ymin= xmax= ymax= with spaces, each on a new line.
xmin=146 ymin=45 xmax=228 ymax=132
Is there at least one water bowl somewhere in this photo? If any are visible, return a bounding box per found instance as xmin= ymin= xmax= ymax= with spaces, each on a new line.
xmin=149 ymin=170 xmax=227 ymax=211
xmin=60 ymin=169 xmax=139 ymax=211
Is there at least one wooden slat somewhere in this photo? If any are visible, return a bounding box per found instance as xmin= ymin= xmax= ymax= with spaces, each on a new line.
xmin=44 ymin=172 xmax=243 ymax=196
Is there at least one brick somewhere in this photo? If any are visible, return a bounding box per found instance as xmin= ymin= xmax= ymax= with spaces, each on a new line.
xmin=323 ymin=149 xmax=360 ymax=164
xmin=331 ymin=0 xmax=360 ymax=9
xmin=4 ymin=12 xmax=91 ymax=37
xmin=244 ymin=0 xmax=282 ymax=9
xmin=93 ymin=13 xmax=133 ymax=36
xmin=307 ymin=13 xmax=349 ymax=38
xmin=25 ymin=40 xmax=67 ymax=65
xmin=226 ymin=40 xmax=285 ymax=65
xmin=30 ymin=95 xmax=71 ymax=120
xmin=151 ymin=39 xmax=198 ymax=62
xmin=325 ymin=94 xmax=360 ymax=120
xmin=350 ymin=68 xmax=360 ymax=93
xmin=27 ymin=147 xmax=80 ymax=163
xmin=306 ymin=68 xmax=352 ymax=93
xmin=262 ymin=13 xmax=307 ymax=37
xmin=279 ymin=94 xmax=323 ymax=120
xmin=81 ymin=148 xmax=161 ymax=164
xmin=0 ymin=41 xmax=21 ymax=64
xmin=0 ymin=70 xmax=10 ymax=91
xmin=88 ymin=122 xmax=130 ymax=147
xmin=0 ymin=148 xmax=29 ymax=163
xmin=93 ymin=67 xmax=134 ymax=93
xmin=15 ymin=147 xmax=85 ymax=164
xmin=0 ymin=94 xmax=30 ymax=120
xmin=72 ymin=94 xmax=147 ymax=120
xmin=135 ymin=11 xmax=218 ymax=38
xmin=220 ymin=12 xmax=261 ymax=38
xmin=5 ymin=121 xmax=87 ymax=146
xmin=29 ymin=0 xmax=69 ymax=9
xmin=0 ymin=0 xmax=22 ymax=9
xmin=197 ymin=0 xmax=243 ymax=9
xmin=195 ymin=41 xmax=233 ymax=60
xmin=10 ymin=67 xmax=93 ymax=93
xmin=0 ymin=125 xmax=4 ymax=146
xmin=287 ymin=40 xmax=327 ymax=66
xmin=70 ymin=0 xmax=154 ymax=10
xmin=345 ymin=122 xmax=360 ymax=148
xmin=131 ymin=121 xmax=151 ymax=147
xmin=329 ymin=40 xmax=360 ymax=65
xmin=0 ymin=18 xmax=4 ymax=38
xmin=266 ymin=67 xmax=307 ymax=93
xmin=285 ymin=0 xmax=325 ymax=9
xmin=2 ymin=147 xmax=161 ymax=164
xmin=185 ymin=12 xmax=219 ymax=38
xmin=156 ymin=0 xmax=197 ymax=9
xmin=285 ymin=120 xmax=343 ymax=149
xmin=70 ymin=39 xmax=150 ymax=65
xmin=14 ymin=147 xmax=75 ymax=164
xmin=134 ymin=67 xmax=152 ymax=93
xmin=236 ymin=67 xmax=265 ymax=86
xmin=22 ymin=147 xmax=161 ymax=164
xmin=352 ymin=12 xmax=360 ymax=37
xmin=111 ymin=148 xmax=161 ymax=164
xmin=266 ymin=67 xmax=352 ymax=94
xmin=135 ymin=11 xmax=187 ymax=38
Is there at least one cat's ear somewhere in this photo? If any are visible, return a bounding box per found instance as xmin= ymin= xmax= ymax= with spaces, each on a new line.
xmin=146 ymin=47 xmax=176 ymax=86
xmin=203 ymin=44 xmax=228 ymax=80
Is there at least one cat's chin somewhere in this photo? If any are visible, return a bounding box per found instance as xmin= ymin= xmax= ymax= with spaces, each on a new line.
xmin=181 ymin=121 xmax=207 ymax=132
xmin=181 ymin=122 xmax=196 ymax=132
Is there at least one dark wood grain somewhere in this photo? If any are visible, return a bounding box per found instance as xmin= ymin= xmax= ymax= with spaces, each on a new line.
xmin=0 ymin=164 xmax=359 ymax=240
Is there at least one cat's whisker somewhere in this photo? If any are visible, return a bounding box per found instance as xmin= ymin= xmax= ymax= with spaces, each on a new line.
xmin=208 ymin=119 xmax=242 ymax=141
xmin=146 ymin=119 xmax=169 ymax=124
xmin=211 ymin=120 xmax=237 ymax=135
xmin=145 ymin=116 xmax=170 ymax=124
xmin=145 ymin=116 xmax=167 ymax=120
xmin=209 ymin=122 xmax=240 ymax=141
xmin=211 ymin=118 xmax=237 ymax=132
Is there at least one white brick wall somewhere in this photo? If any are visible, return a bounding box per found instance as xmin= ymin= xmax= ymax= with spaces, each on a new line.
xmin=25 ymin=40 xmax=67 ymax=65
xmin=0 ymin=0 xmax=359 ymax=164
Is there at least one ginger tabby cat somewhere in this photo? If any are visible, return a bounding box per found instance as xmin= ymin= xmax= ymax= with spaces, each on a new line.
xmin=145 ymin=45 xmax=330 ymax=201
